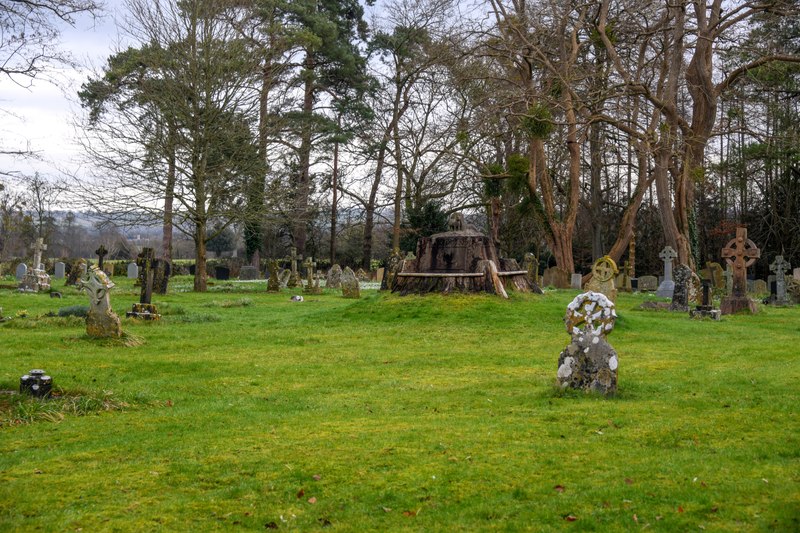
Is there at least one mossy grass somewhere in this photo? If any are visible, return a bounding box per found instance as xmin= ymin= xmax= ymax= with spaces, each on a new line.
xmin=1 ymin=277 xmax=798 ymax=530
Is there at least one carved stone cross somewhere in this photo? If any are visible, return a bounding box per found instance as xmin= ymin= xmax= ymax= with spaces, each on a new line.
xmin=659 ymin=246 xmax=678 ymax=281
xmin=289 ymin=247 xmax=300 ymax=275
xmin=95 ymin=244 xmax=108 ymax=269
xmin=136 ymin=247 xmax=155 ymax=305
xmin=303 ymin=256 xmax=315 ymax=284
xmin=31 ymin=238 xmax=47 ymax=270
xmin=770 ymin=255 xmax=791 ymax=305
xmin=721 ymin=227 xmax=760 ymax=298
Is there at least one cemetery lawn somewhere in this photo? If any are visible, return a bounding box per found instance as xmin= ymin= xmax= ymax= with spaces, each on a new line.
xmin=1 ymin=278 xmax=799 ymax=531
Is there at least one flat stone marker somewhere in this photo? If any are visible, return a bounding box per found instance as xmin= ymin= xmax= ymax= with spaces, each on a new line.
xmin=656 ymin=246 xmax=678 ymax=298
xmin=16 ymin=263 xmax=27 ymax=281
xmin=127 ymin=262 xmax=139 ymax=279
xmin=54 ymin=262 xmax=65 ymax=279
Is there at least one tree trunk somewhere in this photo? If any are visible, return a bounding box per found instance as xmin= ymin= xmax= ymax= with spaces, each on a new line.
xmin=162 ymin=130 xmax=176 ymax=263
xmin=295 ymin=52 xmax=315 ymax=257
xmin=194 ymin=222 xmax=207 ymax=292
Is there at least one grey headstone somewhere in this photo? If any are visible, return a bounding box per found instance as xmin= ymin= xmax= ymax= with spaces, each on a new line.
xmin=239 ymin=265 xmax=259 ymax=280
xmin=752 ymin=279 xmax=768 ymax=295
xmin=15 ymin=263 xmax=27 ymax=281
xmin=794 ymin=267 xmax=800 ymax=281
xmin=341 ymin=267 xmax=360 ymax=299
xmin=637 ymin=275 xmax=658 ymax=292
xmin=54 ymin=262 xmax=65 ymax=279
xmin=326 ymin=264 xmax=343 ymax=288
xmin=656 ymin=246 xmax=677 ymax=297
xmin=670 ymin=265 xmax=692 ymax=312
xmin=570 ymin=273 xmax=583 ymax=289
xmin=127 ymin=262 xmax=139 ymax=279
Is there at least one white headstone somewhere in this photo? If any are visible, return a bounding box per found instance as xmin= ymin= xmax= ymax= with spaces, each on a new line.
xmin=127 ymin=262 xmax=139 ymax=279
xmin=656 ymin=246 xmax=678 ymax=298
xmin=54 ymin=262 xmax=66 ymax=279
xmin=15 ymin=263 xmax=27 ymax=281
xmin=570 ymin=273 xmax=583 ymax=289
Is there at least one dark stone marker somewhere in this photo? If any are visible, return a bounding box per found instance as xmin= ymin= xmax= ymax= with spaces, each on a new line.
xmin=189 ymin=264 xmax=196 ymax=276
xmin=670 ymin=264 xmax=692 ymax=312
xmin=95 ymin=245 xmax=108 ymax=269
xmin=215 ymin=265 xmax=230 ymax=280
xmin=127 ymin=247 xmax=160 ymax=320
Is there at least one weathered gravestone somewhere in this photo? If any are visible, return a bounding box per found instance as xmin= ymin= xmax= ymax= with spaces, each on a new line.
xmin=615 ymin=262 xmax=633 ymax=292
xmin=699 ymin=261 xmax=725 ymax=290
xmin=326 ymin=264 xmax=343 ymax=289
xmin=127 ymin=248 xmax=161 ymax=320
xmin=752 ymin=279 xmax=768 ymax=295
xmin=127 ymin=262 xmax=138 ymax=279
xmin=794 ymin=268 xmax=800 ymax=282
xmin=19 ymin=238 xmax=50 ymax=292
xmin=721 ymin=227 xmax=760 ymax=315
xmin=557 ymin=291 xmax=618 ymax=395
xmin=637 ymin=275 xmax=658 ymax=292
xmin=341 ymin=267 xmax=360 ymax=299
xmin=267 ymin=260 xmax=280 ymax=292
xmin=380 ymin=252 xmax=404 ymax=291
xmin=239 ymin=265 xmax=259 ymax=280
xmin=670 ymin=264 xmax=692 ymax=312
xmin=15 ymin=263 xmax=27 ymax=281
xmin=523 ymin=252 xmax=539 ymax=287
xmin=769 ymin=255 xmax=791 ymax=306
xmin=542 ymin=266 xmax=570 ymax=289
xmin=303 ymin=257 xmax=322 ymax=294
xmin=278 ymin=269 xmax=291 ymax=288
xmin=376 ymin=267 xmax=385 ymax=284
xmin=585 ymin=256 xmax=618 ymax=303
xmin=656 ymin=246 xmax=678 ymax=298
xmin=66 ymin=259 xmax=86 ymax=286
xmin=285 ymin=247 xmax=302 ymax=288
xmin=54 ymin=262 xmax=65 ymax=279
xmin=355 ymin=268 xmax=370 ymax=282
xmin=78 ymin=265 xmax=122 ymax=338
xmin=571 ymin=273 xmax=583 ymax=289
xmin=690 ymin=279 xmax=721 ymax=320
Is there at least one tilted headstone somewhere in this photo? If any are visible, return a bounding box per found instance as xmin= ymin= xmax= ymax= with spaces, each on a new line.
xmin=15 ymin=263 xmax=27 ymax=281
xmin=341 ymin=267 xmax=360 ymax=299
xmin=239 ymin=265 xmax=259 ymax=280
xmin=585 ymin=256 xmax=618 ymax=303
xmin=78 ymin=265 xmax=122 ymax=338
xmin=54 ymin=262 xmax=65 ymax=279
xmin=670 ymin=264 xmax=692 ymax=312
xmin=127 ymin=262 xmax=139 ymax=279
xmin=656 ymin=246 xmax=678 ymax=298
xmin=326 ymin=264 xmax=343 ymax=289
xmin=523 ymin=252 xmax=539 ymax=286
xmin=557 ymin=291 xmax=618 ymax=395
xmin=637 ymin=275 xmax=658 ymax=292
xmin=278 ymin=269 xmax=291 ymax=288
xmin=720 ymin=227 xmax=760 ymax=315
xmin=769 ymin=255 xmax=791 ymax=306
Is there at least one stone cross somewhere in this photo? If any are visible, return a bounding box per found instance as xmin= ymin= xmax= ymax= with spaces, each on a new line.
xmin=31 ymin=238 xmax=47 ymax=271
xmin=659 ymin=246 xmax=677 ymax=281
xmin=136 ymin=247 xmax=155 ymax=305
xmin=769 ymin=255 xmax=791 ymax=305
xmin=303 ymin=256 xmax=315 ymax=285
xmin=95 ymin=245 xmax=108 ymax=269
xmin=289 ymin=247 xmax=300 ymax=276
xmin=721 ymin=227 xmax=760 ymax=298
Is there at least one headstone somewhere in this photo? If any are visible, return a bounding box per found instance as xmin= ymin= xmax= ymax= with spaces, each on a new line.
xmin=557 ymin=291 xmax=618 ymax=395
xmin=614 ymin=261 xmax=632 ymax=292
xmin=724 ymin=264 xmax=733 ymax=293
xmin=769 ymin=255 xmax=791 ymax=306
xmin=127 ymin=247 xmax=160 ymax=320
xmin=278 ymin=269 xmax=291 ymax=288
xmin=523 ymin=253 xmax=539 ymax=286
xmin=637 ymin=275 xmax=658 ymax=292
xmin=355 ymin=268 xmax=369 ymax=282
xmin=341 ymin=267 xmax=360 ymax=299
xmin=670 ymin=264 xmax=692 ymax=312
xmin=326 ymin=264 xmax=343 ymax=289
xmin=542 ymin=266 xmax=570 ymax=289
xmin=303 ymin=257 xmax=322 ymax=294
xmin=699 ymin=261 xmax=725 ymax=290
xmin=570 ymin=273 xmax=583 ymax=289
xmin=794 ymin=267 xmax=800 ymax=281
xmin=376 ymin=267 xmax=385 ymax=284
xmin=54 ymin=262 xmax=65 ymax=279
xmin=215 ymin=265 xmax=230 ymax=280
xmin=381 ymin=252 xmax=404 ymax=291
xmin=656 ymin=246 xmax=678 ymax=298
xmin=267 ymin=260 xmax=281 ymax=292
xmin=720 ymin=227 xmax=760 ymax=315
xmin=127 ymin=262 xmax=139 ymax=279
xmin=585 ymin=256 xmax=618 ymax=302
xmin=15 ymin=263 xmax=27 ymax=281
xmin=19 ymin=238 xmax=51 ymax=292
xmin=95 ymin=245 xmax=108 ymax=269
xmin=752 ymin=279 xmax=768 ymax=295
xmin=78 ymin=265 xmax=122 ymax=338
xmin=285 ymin=247 xmax=302 ymax=288
xmin=66 ymin=259 xmax=86 ymax=286
xmin=239 ymin=265 xmax=259 ymax=280
xmin=690 ymin=279 xmax=721 ymax=320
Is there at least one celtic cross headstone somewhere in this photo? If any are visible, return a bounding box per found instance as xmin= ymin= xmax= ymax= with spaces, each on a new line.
xmin=769 ymin=255 xmax=791 ymax=306
xmin=721 ymin=227 xmax=760 ymax=314
xmin=656 ymin=246 xmax=678 ymax=298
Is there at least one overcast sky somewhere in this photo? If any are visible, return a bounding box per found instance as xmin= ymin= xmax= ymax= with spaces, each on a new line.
xmin=0 ymin=0 xmax=128 ymax=182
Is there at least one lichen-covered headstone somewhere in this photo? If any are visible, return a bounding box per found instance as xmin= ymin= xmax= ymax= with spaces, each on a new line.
xmin=557 ymin=291 xmax=618 ymax=395
xmin=278 ymin=268 xmax=291 ymax=288
xmin=769 ymin=255 xmax=791 ymax=306
xmin=637 ymin=275 xmax=657 ymax=292
xmin=341 ymin=267 xmax=360 ymax=299
xmin=670 ymin=264 xmax=692 ymax=312
xmin=584 ymin=256 xmax=618 ymax=302
xmin=78 ymin=265 xmax=122 ymax=338
xmin=326 ymin=264 xmax=343 ymax=289
xmin=355 ymin=268 xmax=370 ymax=282
xmin=267 ymin=260 xmax=280 ymax=292
xmin=239 ymin=265 xmax=259 ymax=280
xmin=721 ymin=227 xmax=760 ymax=314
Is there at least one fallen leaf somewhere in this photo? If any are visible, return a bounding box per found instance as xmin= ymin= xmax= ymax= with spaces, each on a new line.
xmin=312 ymin=475 xmax=322 ymax=481
xmin=710 ymin=507 xmax=718 ymax=513
xmin=564 ymin=515 xmax=577 ymax=522
xmin=34 ymin=469 xmax=43 ymax=475
xmin=554 ymin=485 xmax=565 ymax=493
xmin=296 ymin=489 xmax=305 ymax=498
xmin=678 ymin=506 xmax=685 ymax=513
xmin=308 ymin=497 xmax=317 ymax=504
xmin=382 ymin=507 xmax=392 ymax=513
xmin=166 ymin=400 xmax=173 ymax=407
xmin=656 ymin=516 xmax=663 ymax=521
xmin=264 ymin=522 xmax=278 ymax=529
xmin=403 ymin=509 xmax=419 ymax=517
xmin=625 ymin=478 xmax=633 ymax=485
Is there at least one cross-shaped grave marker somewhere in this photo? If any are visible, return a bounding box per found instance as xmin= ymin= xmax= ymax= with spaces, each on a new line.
xmin=721 ymin=227 xmax=760 ymax=314
xmin=656 ymin=246 xmax=678 ymax=297
xmin=31 ymin=238 xmax=47 ymax=271
xmin=769 ymin=255 xmax=791 ymax=306
xmin=95 ymin=245 xmax=108 ymax=270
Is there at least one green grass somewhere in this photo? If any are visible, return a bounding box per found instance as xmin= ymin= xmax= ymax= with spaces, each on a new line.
xmin=1 ymin=277 xmax=798 ymax=531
